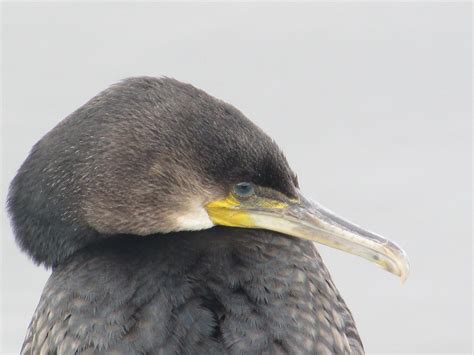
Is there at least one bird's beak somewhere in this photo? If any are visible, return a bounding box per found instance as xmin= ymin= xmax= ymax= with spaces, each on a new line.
xmin=206 ymin=191 xmax=409 ymax=282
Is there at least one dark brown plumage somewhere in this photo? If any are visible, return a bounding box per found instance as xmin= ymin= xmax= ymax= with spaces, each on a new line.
xmin=8 ymin=77 xmax=389 ymax=354
xmin=21 ymin=230 xmax=363 ymax=354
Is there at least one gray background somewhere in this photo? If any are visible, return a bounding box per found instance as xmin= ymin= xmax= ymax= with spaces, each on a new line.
xmin=1 ymin=2 xmax=471 ymax=354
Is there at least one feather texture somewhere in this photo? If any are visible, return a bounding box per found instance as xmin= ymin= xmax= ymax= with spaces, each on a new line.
xmin=21 ymin=228 xmax=363 ymax=354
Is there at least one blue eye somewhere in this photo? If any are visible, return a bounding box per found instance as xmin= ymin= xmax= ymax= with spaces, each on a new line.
xmin=234 ymin=182 xmax=255 ymax=197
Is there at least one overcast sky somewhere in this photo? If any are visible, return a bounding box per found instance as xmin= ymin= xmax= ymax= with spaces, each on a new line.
xmin=2 ymin=2 xmax=471 ymax=353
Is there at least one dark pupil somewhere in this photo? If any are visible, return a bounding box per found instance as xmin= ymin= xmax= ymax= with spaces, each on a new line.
xmin=234 ymin=182 xmax=253 ymax=197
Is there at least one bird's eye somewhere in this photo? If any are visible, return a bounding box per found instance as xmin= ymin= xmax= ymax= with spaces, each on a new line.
xmin=234 ymin=182 xmax=255 ymax=198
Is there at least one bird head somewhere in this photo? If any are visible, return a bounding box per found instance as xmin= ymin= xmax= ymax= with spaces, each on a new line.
xmin=8 ymin=77 xmax=408 ymax=281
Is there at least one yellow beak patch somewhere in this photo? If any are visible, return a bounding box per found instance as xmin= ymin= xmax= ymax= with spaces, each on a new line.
xmin=205 ymin=193 xmax=288 ymax=228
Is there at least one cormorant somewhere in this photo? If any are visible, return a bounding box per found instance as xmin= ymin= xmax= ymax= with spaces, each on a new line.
xmin=8 ymin=77 xmax=409 ymax=354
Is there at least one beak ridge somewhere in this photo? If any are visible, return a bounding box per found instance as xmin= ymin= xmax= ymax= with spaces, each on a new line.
xmin=250 ymin=192 xmax=410 ymax=281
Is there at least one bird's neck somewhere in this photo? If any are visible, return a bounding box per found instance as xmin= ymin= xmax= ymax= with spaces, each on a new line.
xmin=52 ymin=227 xmax=362 ymax=353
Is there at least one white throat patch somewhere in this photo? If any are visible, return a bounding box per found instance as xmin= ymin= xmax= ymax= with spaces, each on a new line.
xmin=174 ymin=204 xmax=215 ymax=231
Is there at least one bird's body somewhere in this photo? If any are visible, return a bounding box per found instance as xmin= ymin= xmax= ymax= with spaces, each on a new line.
xmin=22 ymin=228 xmax=362 ymax=354
xmin=9 ymin=77 xmax=407 ymax=354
